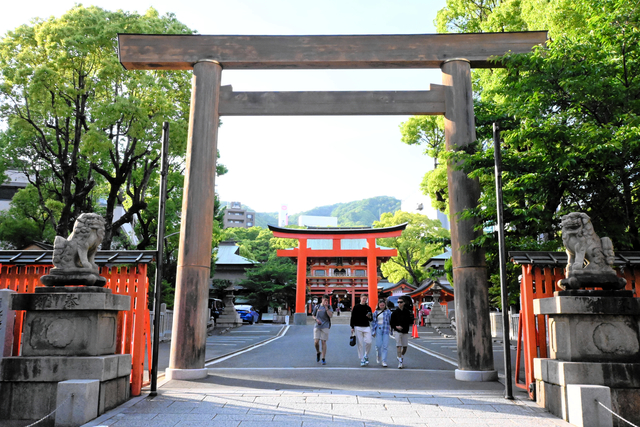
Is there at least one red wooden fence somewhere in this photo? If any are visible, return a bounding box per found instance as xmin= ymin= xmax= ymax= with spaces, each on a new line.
xmin=516 ymin=264 xmax=639 ymax=399
xmin=0 ymin=264 xmax=151 ymax=396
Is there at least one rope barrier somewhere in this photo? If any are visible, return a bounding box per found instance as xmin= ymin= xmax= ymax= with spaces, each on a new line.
xmin=596 ymin=400 xmax=638 ymax=427
xmin=24 ymin=393 xmax=74 ymax=427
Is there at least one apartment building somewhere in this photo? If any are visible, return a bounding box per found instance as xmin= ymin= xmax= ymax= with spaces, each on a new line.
xmin=223 ymin=201 xmax=256 ymax=229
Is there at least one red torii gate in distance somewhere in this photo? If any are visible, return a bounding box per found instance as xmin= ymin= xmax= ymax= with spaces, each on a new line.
xmin=269 ymin=223 xmax=408 ymax=315
xmin=118 ymin=31 xmax=547 ymax=382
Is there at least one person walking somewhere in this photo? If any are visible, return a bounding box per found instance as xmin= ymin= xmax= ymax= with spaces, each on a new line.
xmin=350 ymin=293 xmax=373 ymax=367
xmin=372 ymin=299 xmax=391 ymax=367
xmin=313 ymin=295 xmax=333 ymax=365
xmin=390 ymin=296 xmax=414 ymax=369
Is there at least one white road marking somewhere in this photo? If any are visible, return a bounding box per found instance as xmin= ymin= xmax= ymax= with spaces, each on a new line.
xmin=206 ymin=367 xmax=449 ymax=372
xmin=408 ymin=343 xmax=458 ymax=367
xmin=205 ymin=326 xmax=290 ymax=366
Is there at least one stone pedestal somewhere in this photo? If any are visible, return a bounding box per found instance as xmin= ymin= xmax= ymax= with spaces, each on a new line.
xmin=0 ymin=289 xmax=132 ymax=425
xmin=0 ymin=289 xmax=16 ymax=357
xmin=12 ymin=290 xmax=129 ymax=357
xmin=214 ymin=290 xmax=242 ymax=328
xmin=533 ymin=295 xmax=640 ymax=426
xmin=426 ymin=303 xmax=451 ymax=328
xmin=293 ymin=312 xmax=308 ymax=325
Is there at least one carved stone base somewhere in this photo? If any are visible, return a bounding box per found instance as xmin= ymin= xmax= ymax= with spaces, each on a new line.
xmin=534 ymin=296 xmax=640 ymax=362
xmin=40 ymin=269 xmax=107 ymax=287
xmin=532 ymin=295 xmax=640 ymax=426
xmin=0 ymin=355 xmax=131 ymax=423
xmin=11 ymin=291 xmax=131 ymax=357
xmin=558 ymin=269 xmax=626 ymax=291
xmin=534 ymin=359 xmax=640 ymax=426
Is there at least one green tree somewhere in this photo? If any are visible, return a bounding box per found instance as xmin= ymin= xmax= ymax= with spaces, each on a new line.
xmin=0 ymin=185 xmax=56 ymax=248
xmin=421 ymin=0 xmax=640 ymax=308
xmin=238 ymin=257 xmax=297 ymax=313
xmin=222 ymin=226 xmax=274 ymax=262
xmin=0 ymin=6 xmax=194 ymax=248
xmin=374 ymin=211 xmax=450 ymax=286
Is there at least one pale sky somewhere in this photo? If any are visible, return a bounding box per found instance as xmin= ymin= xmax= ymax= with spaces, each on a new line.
xmin=1 ymin=0 xmax=447 ymax=214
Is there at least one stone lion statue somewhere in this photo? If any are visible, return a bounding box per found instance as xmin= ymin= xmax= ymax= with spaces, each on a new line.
xmin=558 ymin=212 xmax=626 ymax=291
xmin=52 ymin=213 xmax=106 ymax=273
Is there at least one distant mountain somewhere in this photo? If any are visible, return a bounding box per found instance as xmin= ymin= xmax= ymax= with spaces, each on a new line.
xmin=251 ymin=196 xmax=401 ymax=228
xmin=255 ymin=212 xmax=278 ymax=228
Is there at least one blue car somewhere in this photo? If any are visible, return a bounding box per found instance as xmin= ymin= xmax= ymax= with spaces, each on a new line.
xmin=235 ymin=305 xmax=258 ymax=324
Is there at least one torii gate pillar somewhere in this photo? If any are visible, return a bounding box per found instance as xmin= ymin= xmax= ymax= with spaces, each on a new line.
xmin=166 ymin=60 xmax=222 ymax=380
xmin=442 ymin=59 xmax=497 ymax=381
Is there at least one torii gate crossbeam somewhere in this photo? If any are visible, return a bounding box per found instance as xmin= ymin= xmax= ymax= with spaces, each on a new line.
xmin=117 ymin=31 xmax=546 ymax=382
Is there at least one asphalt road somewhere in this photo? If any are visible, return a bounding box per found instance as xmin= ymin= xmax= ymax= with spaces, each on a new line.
xmin=175 ymin=324 xmax=529 ymax=396
xmin=149 ymin=323 xmax=526 ymax=397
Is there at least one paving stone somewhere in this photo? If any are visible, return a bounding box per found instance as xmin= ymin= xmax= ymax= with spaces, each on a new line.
xmin=340 ymin=415 xmax=394 ymax=424
xmin=213 ymin=414 xmax=275 ymax=421
xmin=280 ymin=403 xmax=332 ymax=413
xmin=155 ymin=393 xmax=207 ymax=401
xmin=392 ymin=416 xmax=434 ymax=424
xmin=364 ymin=421 xmax=430 ymax=427
xmin=111 ymin=413 xmax=157 ymax=420
xmin=415 ymin=409 xmax=456 ymax=418
xmin=204 ymin=396 xmax=256 ymax=404
xmin=335 ymin=403 xmax=384 ymax=412
xmin=152 ymin=413 xmax=216 ymax=421
xmin=247 ymin=407 xmax=304 ymax=415
xmin=407 ymin=397 xmax=463 ymax=405
xmin=303 ymin=422 xmax=365 ymax=427
xmin=306 ymin=396 xmax=358 ymax=404
xmin=110 ymin=419 xmax=180 ymax=427
xmin=489 ymin=404 xmax=538 ymax=415
xmin=237 ymin=422 xmax=303 ymax=427
xmin=358 ymin=397 xmax=410 ymax=405
xmin=255 ymin=396 xmax=307 ymax=404
xmin=195 ymin=407 xmax=249 ymax=415
xmin=273 ymin=415 xmax=323 ymax=423
xmin=189 ymin=403 xmax=239 ymax=413
xmin=379 ymin=407 xmax=419 ymax=416
xmin=174 ymin=421 xmax=241 ymax=427
xmin=458 ymin=396 xmax=515 ymax=405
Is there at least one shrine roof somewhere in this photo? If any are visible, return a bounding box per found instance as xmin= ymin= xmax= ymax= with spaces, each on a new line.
xmin=215 ymin=241 xmax=259 ymax=265
xmin=409 ymin=279 xmax=454 ymax=297
xmin=0 ymin=250 xmax=156 ymax=265
xmin=509 ymin=251 xmax=640 ymax=267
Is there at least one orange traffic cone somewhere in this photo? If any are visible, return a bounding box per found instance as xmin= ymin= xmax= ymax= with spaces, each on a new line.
xmin=412 ymin=323 xmax=419 ymax=338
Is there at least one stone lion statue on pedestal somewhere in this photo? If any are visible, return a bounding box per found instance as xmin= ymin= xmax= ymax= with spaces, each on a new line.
xmin=558 ymin=212 xmax=626 ymax=291
xmin=41 ymin=213 xmax=107 ymax=287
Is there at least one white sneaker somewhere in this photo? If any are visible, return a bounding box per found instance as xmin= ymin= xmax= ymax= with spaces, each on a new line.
xmin=382 ymin=362 xmax=388 ymax=367
xmin=376 ymin=355 xmax=380 ymax=364
xmin=398 ymin=357 xmax=403 ymax=369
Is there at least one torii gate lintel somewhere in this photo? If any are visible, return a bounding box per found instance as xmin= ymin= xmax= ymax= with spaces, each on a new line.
xmin=117 ymin=32 xmax=547 ymax=382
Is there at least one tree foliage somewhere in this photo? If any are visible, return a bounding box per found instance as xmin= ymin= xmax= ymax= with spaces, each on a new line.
xmin=239 ymin=257 xmax=297 ymax=313
xmin=415 ymin=0 xmax=640 ymax=308
xmin=0 ymin=6 xmax=195 ymax=248
xmin=374 ymin=211 xmax=450 ymax=286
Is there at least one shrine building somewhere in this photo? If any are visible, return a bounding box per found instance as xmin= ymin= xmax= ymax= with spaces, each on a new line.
xmin=269 ymin=223 xmax=407 ymax=324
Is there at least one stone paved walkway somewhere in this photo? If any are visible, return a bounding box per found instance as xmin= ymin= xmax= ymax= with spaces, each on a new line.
xmin=85 ymin=386 xmax=572 ymax=427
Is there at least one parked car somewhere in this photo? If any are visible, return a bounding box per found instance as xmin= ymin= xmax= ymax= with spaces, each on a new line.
xmin=235 ymin=304 xmax=259 ymax=324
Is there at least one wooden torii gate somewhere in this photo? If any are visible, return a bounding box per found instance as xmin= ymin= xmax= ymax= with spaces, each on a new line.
xmin=118 ymin=31 xmax=547 ymax=382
